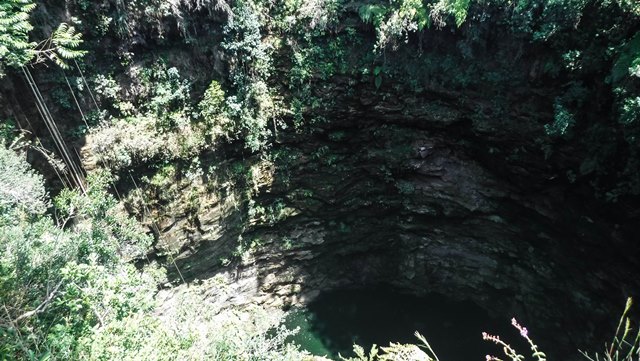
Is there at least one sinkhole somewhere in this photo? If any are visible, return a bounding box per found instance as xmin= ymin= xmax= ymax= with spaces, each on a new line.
xmin=281 ymin=287 xmax=538 ymax=361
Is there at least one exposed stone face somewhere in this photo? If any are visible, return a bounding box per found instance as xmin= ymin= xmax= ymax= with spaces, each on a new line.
xmin=4 ymin=53 xmax=635 ymax=361
xmin=139 ymin=97 xmax=638 ymax=359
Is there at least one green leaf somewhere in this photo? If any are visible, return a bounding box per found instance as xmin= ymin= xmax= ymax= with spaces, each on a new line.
xmin=612 ymin=32 xmax=640 ymax=84
xmin=358 ymin=4 xmax=388 ymax=26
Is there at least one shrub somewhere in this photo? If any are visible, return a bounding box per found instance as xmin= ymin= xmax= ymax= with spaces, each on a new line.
xmin=580 ymin=298 xmax=640 ymax=361
xmin=78 ymin=296 xmax=310 ymax=361
xmin=199 ymin=80 xmax=234 ymax=139
xmin=341 ymin=332 xmax=439 ymax=361
xmin=545 ymin=102 xmax=575 ymax=138
xmin=0 ymin=160 xmax=155 ymax=360
xmin=0 ymin=144 xmax=48 ymax=214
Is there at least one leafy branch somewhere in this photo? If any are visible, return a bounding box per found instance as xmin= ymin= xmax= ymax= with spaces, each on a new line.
xmin=34 ymin=23 xmax=87 ymax=69
xmin=0 ymin=0 xmax=86 ymax=76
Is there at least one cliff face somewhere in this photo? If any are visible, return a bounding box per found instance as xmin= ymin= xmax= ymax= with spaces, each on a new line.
xmin=2 ymin=3 xmax=639 ymax=359
xmin=138 ymin=80 xmax=636 ymax=359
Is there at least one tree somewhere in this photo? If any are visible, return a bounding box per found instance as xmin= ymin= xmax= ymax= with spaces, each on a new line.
xmin=0 ymin=0 xmax=86 ymax=77
xmin=0 ymin=0 xmax=36 ymax=76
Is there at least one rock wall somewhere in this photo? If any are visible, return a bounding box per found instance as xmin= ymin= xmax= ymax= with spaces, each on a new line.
xmin=143 ymin=85 xmax=638 ymax=359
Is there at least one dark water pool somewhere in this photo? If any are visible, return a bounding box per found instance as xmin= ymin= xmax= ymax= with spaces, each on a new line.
xmin=282 ymin=288 xmax=533 ymax=360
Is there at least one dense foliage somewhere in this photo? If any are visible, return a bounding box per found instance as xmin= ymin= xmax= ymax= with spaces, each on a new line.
xmin=348 ymin=0 xmax=640 ymax=201
xmin=1 ymin=0 xmax=639 ymax=359
xmin=59 ymin=0 xmax=640 ymax=201
xmin=0 ymin=144 xmax=310 ymax=360
xmin=0 ymin=0 xmax=36 ymax=76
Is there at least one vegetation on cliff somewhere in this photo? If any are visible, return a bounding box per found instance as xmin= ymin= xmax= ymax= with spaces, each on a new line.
xmin=1 ymin=0 xmax=640 ymax=360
